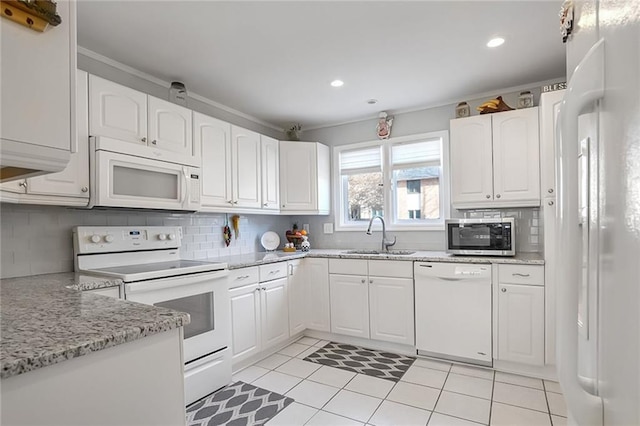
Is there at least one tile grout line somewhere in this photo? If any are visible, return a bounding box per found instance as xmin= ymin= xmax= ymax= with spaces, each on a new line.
xmin=427 ymin=362 xmax=451 ymax=424
xmin=543 ymin=379 xmax=554 ymax=425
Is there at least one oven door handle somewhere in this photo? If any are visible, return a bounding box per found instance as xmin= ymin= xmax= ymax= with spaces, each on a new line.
xmin=180 ymin=167 xmax=188 ymax=207
xmin=125 ymin=270 xmax=229 ymax=296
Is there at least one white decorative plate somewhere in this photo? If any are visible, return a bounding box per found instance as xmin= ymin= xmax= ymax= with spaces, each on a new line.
xmin=260 ymin=231 xmax=280 ymax=251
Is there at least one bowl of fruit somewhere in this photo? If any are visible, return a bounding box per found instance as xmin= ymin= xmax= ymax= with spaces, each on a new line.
xmin=285 ymin=223 xmax=308 ymax=247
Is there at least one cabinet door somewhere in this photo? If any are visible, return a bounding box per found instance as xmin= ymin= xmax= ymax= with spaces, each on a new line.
xmin=450 ymin=115 xmax=494 ymax=206
xmin=288 ymin=261 xmax=306 ymax=335
xmin=280 ymin=141 xmax=317 ymax=211
xmin=1 ymin=0 xmax=72 ymax=151
xmin=28 ymin=70 xmax=90 ymax=199
xmin=543 ymin=197 xmax=557 ymax=365
xmin=195 ymin=112 xmax=233 ymax=208
xmin=261 ymin=136 xmax=280 ymax=210
xmin=540 ymin=91 xmax=565 ymax=197
xmin=306 ymin=258 xmax=331 ymax=332
xmin=329 ymin=274 xmax=369 ymax=338
xmin=89 ymin=75 xmax=147 ymax=144
xmin=229 ymin=283 xmax=261 ymax=364
xmin=369 ymin=277 xmax=415 ymax=345
xmin=232 ymin=126 xmax=261 ymax=208
xmin=492 ymin=108 xmax=540 ymax=205
xmin=261 ymin=278 xmax=290 ymax=349
xmin=148 ymin=96 xmax=193 ymax=157
xmin=498 ymin=284 xmax=545 ymax=365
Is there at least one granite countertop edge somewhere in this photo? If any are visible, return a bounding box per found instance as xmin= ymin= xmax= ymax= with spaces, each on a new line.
xmin=222 ymin=249 xmax=544 ymax=269
xmin=1 ymin=273 xmax=190 ymax=380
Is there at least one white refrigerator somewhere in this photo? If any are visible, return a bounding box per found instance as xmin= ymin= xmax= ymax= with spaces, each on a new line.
xmin=556 ymin=1 xmax=640 ymax=425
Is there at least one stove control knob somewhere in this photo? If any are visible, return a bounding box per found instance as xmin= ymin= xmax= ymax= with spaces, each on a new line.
xmin=168 ymin=233 xmax=176 ymax=241
xmin=104 ymin=235 xmax=114 ymax=243
xmin=158 ymin=234 xmax=167 ymax=241
xmin=90 ymin=235 xmax=102 ymax=244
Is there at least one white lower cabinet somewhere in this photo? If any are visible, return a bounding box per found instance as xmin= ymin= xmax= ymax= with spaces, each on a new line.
xmin=328 ymin=259 xmax=414 ymax=345
xmin=369 ymin=276 xmax=415 ymax=345
xmin=496 ymin=264 xmax=545 ymax=366
xmin=229 ymin=281 xmax=262 ymax=364
xmin=330 ymin=274 xmax=370 ymax=338
xmin=306 ymin=258 xmax=331 ymax=332
xmin=288 ymin=260 xmax=306 ymax=335
xmin=229 ymin=265 xmax=290 ymax=366
xmin=261 ymin=278 xmax=289 ymax=349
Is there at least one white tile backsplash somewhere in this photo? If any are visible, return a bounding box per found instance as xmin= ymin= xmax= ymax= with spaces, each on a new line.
xmin=0 ymin=204 xmax=292 ymax=279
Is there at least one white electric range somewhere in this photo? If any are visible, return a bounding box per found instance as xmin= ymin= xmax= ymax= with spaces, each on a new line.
xmin=73 ymin=226 xmax=231 ymax=405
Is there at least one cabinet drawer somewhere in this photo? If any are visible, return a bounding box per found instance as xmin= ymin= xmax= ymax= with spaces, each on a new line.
xmin=368 ymin=260 xmax=413 ymax=278
xmin=259 ymin=262 xmax=288 ymax=282
xmin=329 ymin=259 xmax=368 ymax=275
xmin=498 ymin=264 xmax=544 ymax=286
xmin=229 ymin=267 xmax=259 ymax=288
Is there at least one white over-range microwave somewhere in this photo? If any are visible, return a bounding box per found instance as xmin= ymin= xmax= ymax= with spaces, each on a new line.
xmin=89 ymin=136 xmax=201 ymax=211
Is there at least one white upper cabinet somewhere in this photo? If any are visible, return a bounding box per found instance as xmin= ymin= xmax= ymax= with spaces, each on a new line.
xmin=89 ymin=75 xmax=147 ymax=145
xmin=261 ymin=136 xmax=280 ymax=210
xmin=1 ymin=0 xmax=75 ymax=177
xmin=450 ymin=115 xmax=494 ymax=205
xmin=280 ymin=141 xmax=330 ymax=214
xmin=1 ymin=70 xmax=90 ymax=206
xmin=539 ymin=90 xmax=566 ymax=197
xmin=148 ymin=96 xmax=193 ymax=157
xmin=196 ymin=112 xmax=233 ymax=208
xmin=492 ymin=108 xmax=540 ymax=204
xmin=232 ymin=126 xmax=262 ymax=208
xmin=450 ymin=108 xmax=540 ymax=209
xmin=89 ymin=75 xmax=198 ymax=166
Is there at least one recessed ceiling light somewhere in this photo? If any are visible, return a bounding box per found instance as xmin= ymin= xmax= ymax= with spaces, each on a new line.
xmin=367 ymin=99 xmax=378 ymax=105
xmin=330 ymin=79 xmax=344 ymax=87
xmin=487 ymin=37 xmax=505 ymax=48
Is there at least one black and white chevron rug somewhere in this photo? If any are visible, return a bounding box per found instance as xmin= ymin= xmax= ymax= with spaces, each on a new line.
xmin=186 ymin=381 xmax=293 ymax=426
xmin=304 ymin=341 xmax=416 ymax=382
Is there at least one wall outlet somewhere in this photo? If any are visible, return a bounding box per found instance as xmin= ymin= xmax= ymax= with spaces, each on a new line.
xmin=323 ymin=223 xmax=334 ymax=234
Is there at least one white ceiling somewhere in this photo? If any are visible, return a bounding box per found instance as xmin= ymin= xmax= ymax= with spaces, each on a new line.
xmin=77 ymin=1 xmax=566 ymax=130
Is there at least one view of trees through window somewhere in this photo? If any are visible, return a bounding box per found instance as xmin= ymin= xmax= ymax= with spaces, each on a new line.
xmin=346 ymin=172 xmax=383 ymax=220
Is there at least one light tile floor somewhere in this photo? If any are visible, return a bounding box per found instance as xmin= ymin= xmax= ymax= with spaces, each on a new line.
xmin=231 ymin=338 xmax=568 ymax=426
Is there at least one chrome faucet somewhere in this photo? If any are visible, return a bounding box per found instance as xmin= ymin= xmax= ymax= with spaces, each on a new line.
xmin=366 ymin=215 xmax=396 ymax=252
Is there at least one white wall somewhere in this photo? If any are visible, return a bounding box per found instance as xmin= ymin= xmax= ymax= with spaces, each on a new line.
xmin=0 ymin=204 xmax=292 ymax=279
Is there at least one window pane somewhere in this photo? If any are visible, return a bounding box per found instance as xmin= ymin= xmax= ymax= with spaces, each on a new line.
xmin=343 ymin=172 xmax=384 ymax=221
xmin=394 ymin=167 xmax=440 ymax=220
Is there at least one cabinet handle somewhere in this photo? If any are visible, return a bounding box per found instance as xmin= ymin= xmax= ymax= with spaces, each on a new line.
xmin=236 ymin=275 xmax=250 ymax=280
xmin=369 ymin=279 xmax=373 ymax=284
xmin=486 ymin=194 xmax=491 ymax=199
xmin=512 ymin=273 xmax=530 ymax=277
xmin=141 ymin=137 xmax=147 ymax=143
xmin=282 ymin=205 xmax=285 ymax=208
xmin=263 ymin=203 xmax=268 ymax=207
xmin=496 ymin=194 xmax=501 ymax=199
xmin=419 ymin=264 xmax=433 ymax=268
xmin=548 ymin=200 xmax=555 ymax=206
xmin=501 ymin=287 xmax=507 ymax=293
xmin=233 ymin=201 xmax=238 ymax=205
xmin=151 ymin=140 xmax=157 ymax=145
xmin=361 ymin=279 xmax=366 ymax=284
xmin=548 ymin=188 xmax=554 ymax=194
xmin=261 ymin=286 xmax=267 ymax=291
xmin=289 ymin=264 xmax=294 ymax=275
xmin=227 ymin=200 xmax=233 ymax=204
xmin=255 ymin=287 xmax=261 ymax=292
xmin=18 ymin=181 xmax=27 ymax=188
xmin=81 ymin=186 xmax=88 ymax=193
xmin=269 ymin=270 xmax=278 ymax=275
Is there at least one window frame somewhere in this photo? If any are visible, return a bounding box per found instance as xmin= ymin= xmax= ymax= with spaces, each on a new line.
xmin=333 ymin=130 xmax=450 ymax=232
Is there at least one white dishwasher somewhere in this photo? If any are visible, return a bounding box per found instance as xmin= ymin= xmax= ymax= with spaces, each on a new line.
xmin=414 ymin=262 xmax=492 ymax=366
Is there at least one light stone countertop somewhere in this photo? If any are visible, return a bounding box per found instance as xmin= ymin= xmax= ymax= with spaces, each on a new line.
xmin=219 ymin=249 xmax=544 ymax=269
xmin=1 ymin=272 xmax=190 ymax=380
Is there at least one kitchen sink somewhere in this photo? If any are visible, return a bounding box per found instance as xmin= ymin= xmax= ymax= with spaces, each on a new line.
xmin=343 ymin=250 xmax=416 ymax=255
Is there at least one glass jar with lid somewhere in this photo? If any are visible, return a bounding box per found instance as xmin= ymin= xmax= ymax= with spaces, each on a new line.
xmin=517 ymin=91 xmax=534 ymax=109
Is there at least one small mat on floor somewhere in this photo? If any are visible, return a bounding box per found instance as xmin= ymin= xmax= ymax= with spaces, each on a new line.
xmin=304 ymin=341 xmax=416 ymax=382
xmin=186 ymin=381 xmax=293 ymax=426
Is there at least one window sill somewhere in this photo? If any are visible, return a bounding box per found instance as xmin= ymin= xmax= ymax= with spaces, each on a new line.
xmin=334 ymin=224 xmax=445 ymax=232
